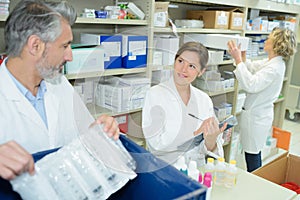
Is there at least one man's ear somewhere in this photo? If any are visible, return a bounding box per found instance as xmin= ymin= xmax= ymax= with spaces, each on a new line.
xmin=27 ymin=35 xmax=45 ymax=56
xmin=198 ymin=68 xmax=206 ymax=77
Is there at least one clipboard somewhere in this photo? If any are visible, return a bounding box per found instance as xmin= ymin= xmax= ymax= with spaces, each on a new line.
xmin=177 ymin=115 xmax=238 ymax=152
xmin=177 ymin=133 xmax=204 ymax=151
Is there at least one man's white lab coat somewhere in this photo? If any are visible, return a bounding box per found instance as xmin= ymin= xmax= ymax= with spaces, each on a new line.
xmin=0 ymin=60 xmax=94 ymax=154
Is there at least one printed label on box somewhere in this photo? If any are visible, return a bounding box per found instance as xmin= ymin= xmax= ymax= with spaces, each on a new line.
xmin=233 ymin=17 xmax=243 ymax=26
xmin=129 ymin=41 xmax=147 ymax=56
xmin=218 ymin=12 xmax=228 ymax=25
xmin=129 ymin=55 xmax=136 ymax=60
xmin=101 ymin=41 xmax=121 ymax=57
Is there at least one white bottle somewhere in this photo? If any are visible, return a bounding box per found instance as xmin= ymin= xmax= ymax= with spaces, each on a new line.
xmin=225 ymin=160 xmax=237 ymax=188
xmin=203 ymin=172 xmax=213 ymax=200
xmin=205 ymin=157 xmax=215 ymax=174
xmin=174 ymin=156 xmax=188 ymax=175
xmin=188 ymin=161 xmax=199 ymax=181
xmin=214 ymin=157 xmax=226 ymax=186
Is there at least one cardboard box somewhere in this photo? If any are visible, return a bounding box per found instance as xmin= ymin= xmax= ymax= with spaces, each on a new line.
xmin=227 ymin=8 xmax=245 ymax=30
xmin=253 ymin=152 xmax=300 ymax=193
xmin=65 ymin=45 xmax=104 ymax=74
xmin=184 ymin=34 xmax=249 ymax=51
xmin=122 ymin=35 xmax=148 ymax=69
xmin=154 ymin=35 xmax=179 ymax=65
xmin=207 ymin=50 xmax=224 ymax=65
xmin=154 ymin=2 xmax=169 ymax=27
xmin=187 ymin=10 xmax=230 ymax=29
xmin=80 ymin=33 xmax=122 ymax=69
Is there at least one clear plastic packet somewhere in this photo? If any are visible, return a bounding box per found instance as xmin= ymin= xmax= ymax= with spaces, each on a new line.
xmin=10 ymin=125 xmax=137 ymax=200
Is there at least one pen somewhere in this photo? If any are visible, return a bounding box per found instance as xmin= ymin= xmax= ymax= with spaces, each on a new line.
xmin=188 ymin=113 xmax=204 ymax=122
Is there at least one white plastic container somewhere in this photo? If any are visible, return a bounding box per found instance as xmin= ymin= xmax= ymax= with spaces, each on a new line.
xmin=188 ymin=161 xmax=199 ymax=181
xmin=225 ymin=160 xmax=237 ymax=188
xmin=214 ymin=157 xmax=226 ymax=186
xmin=205 ymin=157 xmax=215 ymax=174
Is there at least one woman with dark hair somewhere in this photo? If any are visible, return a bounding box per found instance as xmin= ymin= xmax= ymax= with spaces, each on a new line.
xmin=142 ymin=42 xmax=226 ymax=166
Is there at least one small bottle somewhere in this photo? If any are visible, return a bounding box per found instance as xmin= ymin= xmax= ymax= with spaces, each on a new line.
xmin=214 ymin=157 xmax=226 ymax=186
xmin=174 ymin=156 xmax=188 ymax=175
xmin=188 ymin=161 xmax=199 ymax=181
xmin=203 ymin=172 xmax=213 ymax=200
xmin=205 ymin=157 xmax=215 ymax=174
xmin=180 ymin=163 xmax=188 ymax=175
xmin=198 ymin=171 xmax=203 ymax=184
xmin=225 ymin=160 xmax=237 ymax=188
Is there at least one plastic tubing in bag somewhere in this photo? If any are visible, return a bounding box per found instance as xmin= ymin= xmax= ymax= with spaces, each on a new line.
xmin=80 ymin=124 xmax=137 ymax=174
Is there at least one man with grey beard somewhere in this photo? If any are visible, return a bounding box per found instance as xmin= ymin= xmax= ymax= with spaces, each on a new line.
xmin=0 ymin=0 xmax=119 ymax=184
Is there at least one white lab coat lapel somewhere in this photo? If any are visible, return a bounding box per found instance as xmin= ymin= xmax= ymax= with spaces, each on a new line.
xmin=0 ymin=66 xmax=47 ymax=131
xmin=44 ymin=86 xmax=59 ymax=148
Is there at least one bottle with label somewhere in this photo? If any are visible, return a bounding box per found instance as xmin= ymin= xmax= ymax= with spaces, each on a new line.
xmin=225 ymin=160 xmax=237 ymax=188
xmin=203 ymin=172 xmax=213 ymax=200
xmin=188 ymin=160 xmax=199 ymax=181
xmin=214 ymin=157 xmax=226 ymax=186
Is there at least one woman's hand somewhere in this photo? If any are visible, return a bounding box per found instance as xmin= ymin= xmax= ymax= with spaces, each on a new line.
xmin=227 ymin=40 xmax=245 ymax=65
xmin=90 ymin=114 xmax=120 ymax=140
xmin=194 ymin=117 xmax=226 ymax=151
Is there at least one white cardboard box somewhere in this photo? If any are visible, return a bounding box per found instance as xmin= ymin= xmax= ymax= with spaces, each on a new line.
xmin=207 ymin=50 xmax=224 ymax=65
xmin=154 ymin=35 xmax=180 ymax=65
xmin=65 ymin=47 xmax=104 ymax=74
xmin=184 ymin=34 xmax=250 ymax=51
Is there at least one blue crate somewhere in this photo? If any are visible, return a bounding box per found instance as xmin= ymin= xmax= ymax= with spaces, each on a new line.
xmin=0 ymin=135 xmax=206 ymax=200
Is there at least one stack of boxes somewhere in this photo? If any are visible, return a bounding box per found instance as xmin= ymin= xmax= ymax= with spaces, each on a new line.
xmin=64 ymin=33 xmax=148 ymax=74
xmin=153 ymin=35 xmax=180 ymax=66
xmin=247 ymin=9 xmax=296 ymax=32
xmin=186 ymin=9 xmax=245 ymax=30
xmin=95 ymin=76 xmax=150 ymax=112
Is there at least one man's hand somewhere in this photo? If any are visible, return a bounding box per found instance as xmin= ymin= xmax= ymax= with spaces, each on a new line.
xmin=91 ymin=114 xmax=120 ymax=140
xmin=0 ymin=141 xmax=35 ymax=180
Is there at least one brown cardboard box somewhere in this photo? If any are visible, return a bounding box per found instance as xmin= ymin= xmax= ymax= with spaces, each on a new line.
xmin=253 ymin=152 xmax=300 ymax=187
xmin=187 ymin=10 xmax=230 ymax=29
xmin=227 ymin=8 xmax=245 ymax=30
xmin=154 ymin=2 xmax=169 ymax=27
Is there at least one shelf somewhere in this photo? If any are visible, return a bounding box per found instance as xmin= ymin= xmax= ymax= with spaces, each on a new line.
xmin=169 ymin=0 xmax=246 ymax=7
xmin=245 ymin=31 xmax=271 ymax=35
xmin=86 ymin=103 xmax=142 ymax=118
xmin=75 ymin=17 xmax=148 ymax=25
xmin=65 ymin=68 xmax=147 ymax=79
xmin=151 ymin=65 xmax=173 ymax=71
xmin=153 ymin=27 xmax=242 ymax=34
xmin=247 ymin=1 xmax=300 ymax=14
xmin=220 ymin=60 xmax=234 ymax=65
xmin=204 ymin=88 xmax=235 ymax=97
xmin=0 ymin=14 xmax=7 ymax=21
xmin=274 ymin=97 xmax=285 ymax=104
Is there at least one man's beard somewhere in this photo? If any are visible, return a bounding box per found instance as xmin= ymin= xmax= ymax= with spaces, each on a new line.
xmin=36 ymin=54 xmax=65 ymax=85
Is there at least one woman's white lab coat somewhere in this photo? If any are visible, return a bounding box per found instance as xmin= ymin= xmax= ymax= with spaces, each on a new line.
xmin=0 ymin=61 xmax=94 ymax=154
xmin=142 ymin=76 xmax=224 ymax=166
xmin=234 ymin=56 xmax=285 ymax=153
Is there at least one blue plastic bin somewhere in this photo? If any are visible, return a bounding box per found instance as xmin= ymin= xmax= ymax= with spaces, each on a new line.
xmin=0 ymin=135 xmax=206 ymax=200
